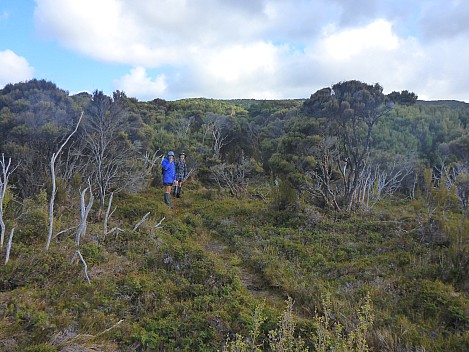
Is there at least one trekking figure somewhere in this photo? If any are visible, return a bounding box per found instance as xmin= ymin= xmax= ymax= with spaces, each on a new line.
xmin=161 ymin=151 xmax=176 ymax=208
xmin=173 ymin=152 xmax=187 ymax=198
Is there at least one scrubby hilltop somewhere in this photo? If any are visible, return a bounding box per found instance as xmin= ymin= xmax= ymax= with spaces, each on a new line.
xmin=0 ymin=79 xmax=468 ymax=351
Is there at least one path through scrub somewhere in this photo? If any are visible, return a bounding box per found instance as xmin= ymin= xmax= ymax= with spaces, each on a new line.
xmin=197 ymin=230 xmax=289 ymax=311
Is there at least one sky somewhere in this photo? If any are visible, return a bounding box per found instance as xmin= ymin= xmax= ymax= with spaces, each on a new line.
xmin=1 ymin=0 xmax=469 ymax=102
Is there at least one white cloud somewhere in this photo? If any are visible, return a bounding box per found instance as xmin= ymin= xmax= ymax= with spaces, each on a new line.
xmin=33 ymin=0 xmax=270 ymax=67
xmin=172 ymin=42 xmax=293 ymax=99
xmin=307 ymin=19 xmax=421 ymax=90
xmin=407 ymin=35 xmax=469 ymax=101
xmin=304 ymin=18 xmax=469 ymax=101
xmin=32 ymin=0 xmax=469 ymax=101
xmin=113 ymin=67 xmax=167 ymax=100
xmin=202 ymin=42 xmax=278 ymax=82
xmin=0 ymin=50 xmax=35 ymax=87
xmin=34 ymin=0 xmax=145 ymax=63
xmin=318 ymin=19 xmax=399 ymax=61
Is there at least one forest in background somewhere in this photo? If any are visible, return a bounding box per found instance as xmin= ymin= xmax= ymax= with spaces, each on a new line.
xmin=0 ymin=79 xmax=468 ymax=351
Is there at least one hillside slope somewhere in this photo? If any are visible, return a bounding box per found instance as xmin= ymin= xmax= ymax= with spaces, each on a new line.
xmin=1 ymin=181 xmax=468 ymax=351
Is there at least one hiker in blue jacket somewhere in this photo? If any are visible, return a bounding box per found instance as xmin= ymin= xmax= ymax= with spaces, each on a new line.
xmin=161 ymin=151 xmax=176 ymax=207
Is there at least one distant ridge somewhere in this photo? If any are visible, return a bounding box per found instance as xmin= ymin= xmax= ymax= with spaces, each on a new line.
xmin=417 ymin=100 xmax=469 ymax=108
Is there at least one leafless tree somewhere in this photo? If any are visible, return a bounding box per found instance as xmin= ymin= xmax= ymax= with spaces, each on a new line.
xmin=442 ymin=162 xmax=469 ymax=211
xmin=210 ymin=154 xmax=254 ymax=197
xmin=202 ymin=113 xmax=234 ymax=160
xmin=0 ymin=154 xmax=18 ymax=249
xmin=75 ymin=179 xmax=94 ymax=246
xmin=201 ymin=114 xmax=215 ymax=145
xmin=103 ymin=192 xmax=114 ymax=236
xmin=304 ymin=137 xmax=341 ymax=211
xmin=4 ymin=228 xmax=15 ymax=264
xmin=174 ymin=117 xmax=192 ymax=140
xmin=74 ymin=250 xmax=91 ymax=284
xmin=82 ymin=91 xmax=145 ymax=220
xmin=60 ymin=138 xmax=88 ymax=186
xmin=359 ymin=158 xmax=414 ymax=209
xmin=141 ymin=149 xmax=162 ymax=174
xmin=46 ymin=112 xmax=83 ymax=251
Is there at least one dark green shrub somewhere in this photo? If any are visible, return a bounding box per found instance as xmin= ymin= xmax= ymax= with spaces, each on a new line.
xmin=80 ymin=242 xmax=106 ymax=266
xmin=15 ymin=190 xmax=48 ymax=244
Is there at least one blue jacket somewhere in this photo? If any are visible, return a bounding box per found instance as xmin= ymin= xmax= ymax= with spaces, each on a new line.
xmin=161 ymin=157 xmax=176 ymax=184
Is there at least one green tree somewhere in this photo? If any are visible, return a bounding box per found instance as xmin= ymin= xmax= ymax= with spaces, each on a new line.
xmin=387 ymin=90 xmax=418 ymax=106
xmin=303 ymin=81 xmax=389 ymax=210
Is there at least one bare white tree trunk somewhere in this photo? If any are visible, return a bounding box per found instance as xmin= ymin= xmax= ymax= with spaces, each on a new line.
xmin=142 ymin=149 xmax=161 ymax=174
xmin=1 ymin=154 xmax=17 ymax=249
xmin=76 ymin=250 xmax=91 ymax=284
xmin=114 ymin=228 xmax=125 ymax=239
xmin=0 ymin=155 xmax=11 ymax=249
xmin=46 ymin=112 xmax=84 ymax=251
xmin=212 ymin=126 xmax=230 ymax=160
xmin=133 ymin=212 xmax=150 ymax=231
xmin=360 ymin=160 xmax=414 ymax=210
xmin=175 ymin=118 xmax=192 ymax=139
xmin=103 ymin=192 xmax=114 ymax=235
xmin=75 ymin=179 xmax=94 ymax=246
xmin=154 ymin=216 xmax=166 ymax=229
xmin=52 ymin=226 xmax=78 ymax=240
xmin=5 ymin=227 xmax=14 ymax=264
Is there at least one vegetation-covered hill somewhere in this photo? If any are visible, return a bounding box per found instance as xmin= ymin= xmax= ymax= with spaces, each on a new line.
xmin=0 ymin=79 xmax=468 ymax=351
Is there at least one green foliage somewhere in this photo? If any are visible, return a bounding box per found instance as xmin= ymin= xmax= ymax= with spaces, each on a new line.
xmin=223 ymin=295 xmax=374 ymax=352
xmin=271 ymin=178 xmax=298 ymax=211
xmin=1 ymin=184 xmax=14 ymax=209
xmin=2 ymin=80 xmax=469 ymax=351
xmin=0 ymin=245 xmax=80 ymax=290
xmin=222 ymin=298 xmax=309 ymax=352
xmin=24 ymin=344 xmax=58 ymax=352
xmin=268 ymin=297 xmax=308 ymax=352
xmin=387 ymin=90 xmax=418 ymax=106
xmin=14 ymin=190 xmax=48 ymax=244
xmin=223 ymin=303 xmax=267 ymax=352
xmin=80 ymin=242 xmax=106 ymax=266
xmin=313 ymin=293 xmax=373 ymax=352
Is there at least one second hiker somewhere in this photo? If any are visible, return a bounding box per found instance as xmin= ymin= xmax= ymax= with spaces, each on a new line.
xmin=173 ymin=152 xmax=188 ymax=198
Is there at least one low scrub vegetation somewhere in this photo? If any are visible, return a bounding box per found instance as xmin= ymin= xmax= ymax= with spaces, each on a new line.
xmin=1 ymin=184 xmax=468 ymax=351
xmin=0 ymin=80 xmax=468 ymax=350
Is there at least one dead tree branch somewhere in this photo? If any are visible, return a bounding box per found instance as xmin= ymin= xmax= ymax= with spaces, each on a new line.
xmin=94 ymin=319 xmax=124 ymax=338
xmin=103 ymin=192 xmax=114 ymax=236
xmin=133 ymin=212 xmax=150 ymax=231
xmin=4 ymin=227 xmax=14 ymax=264
xmin=1 ymin=154 xmax=18 ymax=249
xmin=114 ymin=227 xmax=125 ymax=239
xmin=76 ymin=250 xmax=91 ymax=284
xmin=142 ymin=149 xmax=162 ymax=173
xmin=47 ymin=112 xmax=84 ymax=251
xmin=154 ymin=216 xmax=166 ymax=229
xmin=52 ymin=225 xmax=78 ymax=240
xmin=75 ymin=179 xmax=94 ymax=246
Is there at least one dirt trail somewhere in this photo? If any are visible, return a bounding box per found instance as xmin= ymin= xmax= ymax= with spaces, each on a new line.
xmin=173 ymin=196 xmax=308 ymax=318
xmin=200 ymin=233 xmax=288 ymax=311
